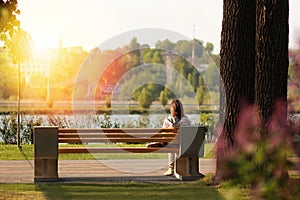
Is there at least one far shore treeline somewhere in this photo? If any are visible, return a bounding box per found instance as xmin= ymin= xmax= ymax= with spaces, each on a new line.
xmin=0 ymin=37 xmax=219 ymax=112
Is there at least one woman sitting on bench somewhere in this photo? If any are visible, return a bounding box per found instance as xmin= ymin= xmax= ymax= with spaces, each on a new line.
xmin=163 ymin=99 xmax=191 ymax=176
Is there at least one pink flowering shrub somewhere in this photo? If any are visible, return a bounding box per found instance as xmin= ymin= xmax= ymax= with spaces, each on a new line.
xmin=217 ymin=102 xmax=299 ymax=199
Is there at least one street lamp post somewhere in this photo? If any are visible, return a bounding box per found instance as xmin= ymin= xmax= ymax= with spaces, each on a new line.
xmin=17 ymin=62 xmax=21 ymax=149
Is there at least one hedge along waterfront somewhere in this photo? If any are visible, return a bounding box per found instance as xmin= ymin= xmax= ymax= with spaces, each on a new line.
xmin=0 ymin=113 xmax=218 ymax=144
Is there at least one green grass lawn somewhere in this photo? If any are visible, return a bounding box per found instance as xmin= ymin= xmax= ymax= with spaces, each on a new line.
xmin=0 ymin=144 xmax=251 ymax=200
xmin=0 ymin=178 xmax=251 ymax=200
xmin=1 ymin=178 xmax=300 ymax=199
xmin=1 ymin=144 xmax=299 ymax=199
xmin=0 ymin=143 xmax=216 ymax=160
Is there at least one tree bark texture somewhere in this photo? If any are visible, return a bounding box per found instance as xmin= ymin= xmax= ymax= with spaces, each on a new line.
xmin=216 ymin=0 xmax=289 ymax=182
xmin=220 ymin=0 xmax=256 ymax=145
xmin=217 ymin=0 xmax=256 ymax=180
xmin=255 ymin=0 xmax=289 ymax=124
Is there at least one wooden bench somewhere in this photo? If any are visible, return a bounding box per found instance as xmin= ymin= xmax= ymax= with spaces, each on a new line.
xmin=34 ymin=126 xmax=206 ymax=182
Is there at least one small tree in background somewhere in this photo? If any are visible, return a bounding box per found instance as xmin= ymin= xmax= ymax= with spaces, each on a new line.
xmin=8 ymin=27 xmax=32 ymax=64
xmin=138 ymin=87 xmax=152 ymax=109
xmin=159 ymin=90 xmax=168 ymax=107
xmin=105 ymin=96 xmax=112 ymax=109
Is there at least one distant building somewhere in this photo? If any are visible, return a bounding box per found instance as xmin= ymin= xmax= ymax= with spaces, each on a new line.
xmin=20 ymin=61 xmax=50 ymax=87
xmin=18 ymin=48 xmax=57 ymax=88
xmin=18 ymin=42 xmax=85 ymax=88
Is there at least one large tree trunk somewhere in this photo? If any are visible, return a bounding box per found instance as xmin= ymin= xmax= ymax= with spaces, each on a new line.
xmin=216 ymin=0 xmax=256 ymax=180
xmin=255 ymin=0 xmax=289 ymax=124
xmin=216 ymin=0 xmax=289 ymax=182
xmin=254 ymin=0 xmax=289 ymax=182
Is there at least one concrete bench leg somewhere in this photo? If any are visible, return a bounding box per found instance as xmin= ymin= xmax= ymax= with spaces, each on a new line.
xmin=174 ymin=157 xmax=204 ymax=181
xmin=174 ymin=126 xmax=206 ymax=181
xmin=34 ymin=126 xmax=59 ymax=182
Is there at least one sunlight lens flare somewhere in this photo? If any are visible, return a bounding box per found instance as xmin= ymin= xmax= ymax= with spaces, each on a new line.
xmin=32 ymin=34 xmax=60 ymax=55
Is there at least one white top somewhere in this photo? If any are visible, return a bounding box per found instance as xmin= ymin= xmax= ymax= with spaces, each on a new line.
xmin=162 ymin=115 xmax=191 ymax=128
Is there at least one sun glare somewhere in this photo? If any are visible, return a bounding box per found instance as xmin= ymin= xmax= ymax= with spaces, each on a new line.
xmin=32 ymin=34 xmax=60 ymax=56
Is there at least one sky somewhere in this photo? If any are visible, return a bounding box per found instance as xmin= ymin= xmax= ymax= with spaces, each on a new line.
xmin=18 ymin=0 xmax=300 ymax=53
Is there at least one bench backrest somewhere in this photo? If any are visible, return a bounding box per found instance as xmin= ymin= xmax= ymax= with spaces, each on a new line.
xmin=58 ymin=128 xmax=178 ymax=144
xmin=34 ymin=126 xmax=206 ymax=156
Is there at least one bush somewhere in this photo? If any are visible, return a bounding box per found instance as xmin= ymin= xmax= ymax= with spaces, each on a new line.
xmin=200 ymin=112 xmax=219 ymax=142
xmin=216 ymin=104 xmax=298 ymax=199
xmin=21 ymin=116 xmax=43 ymax=144
xmin=0 ymin=114 xmax=17 ymax=144
xmin=99 ymin=114 xmax=120 ymax=128
xmin=0 ymin=114 xmax=43 ymax=144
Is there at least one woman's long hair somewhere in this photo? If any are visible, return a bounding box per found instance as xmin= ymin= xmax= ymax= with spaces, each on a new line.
xmin=171 ymin=99 xmax=184 ymax=120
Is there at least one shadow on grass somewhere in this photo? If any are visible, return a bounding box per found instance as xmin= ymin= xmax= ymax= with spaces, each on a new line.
xmin=19 ymin=146 xmax=34 ymax=169
xmin=35 ymin=180 xmax=225 ymax=200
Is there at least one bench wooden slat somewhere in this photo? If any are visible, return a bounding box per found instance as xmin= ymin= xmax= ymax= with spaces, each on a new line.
xmin=58 ymin=133 xmax=177 ymax=138
xmin=59 ymin=147 xmax=179 ymax=154
xmin=58 ymin=128 xmax=178 ymax=134
xmin=58 ymin=137 xmax=178 ymax=143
